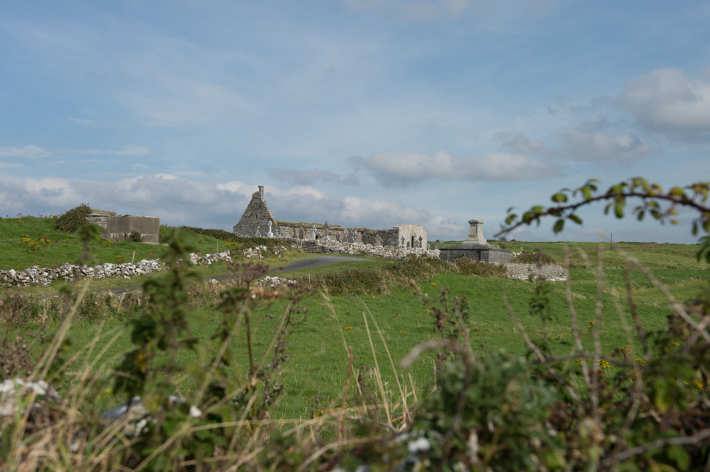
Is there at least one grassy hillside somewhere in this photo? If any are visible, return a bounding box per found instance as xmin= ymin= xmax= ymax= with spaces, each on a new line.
xmin=0 ymin=217 xmax=291 ymax=270
xmin=2 ymin=240 xmax=707 ymax=418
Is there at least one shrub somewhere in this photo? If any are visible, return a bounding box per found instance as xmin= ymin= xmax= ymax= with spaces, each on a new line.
xmin=454 ymin=257 xmax=508 ymax=277
xmin=128 ymin=230 xmax=142 ymax=242
xmin=54 ymin=203 xmax=92 ymax=233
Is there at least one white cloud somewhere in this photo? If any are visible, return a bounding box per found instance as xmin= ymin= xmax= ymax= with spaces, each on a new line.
xmin=69 ymin=146 xmax=150 ymax=156
xmin=269 ymin=168 xmax=359 ymax=186
xmin=619 ymin=67 xmax=710 ymax=141
xmin=495 ymin=132 xmax=548 ymax=155
xmin=556 ymin=129 xmax=654 ymax=163
xmin=351 ymin=150 xmax=558 ymax=185
xmin=0 ymin=145 xmax=51 ymax=158
xmin=0 ymin=170 xmax=469 ymax=239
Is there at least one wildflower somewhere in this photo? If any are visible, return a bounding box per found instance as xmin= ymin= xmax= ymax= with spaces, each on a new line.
xmin=399 ymin=330 xmax=406 ymax=334
xmin=344 ymin=326 xmax=353 ymax=331
xmin=598 ymin=360 xmax=610 ymax=369
xmin=431 ymin=283 xmax=436 ymax=286
xmin=372 ymin=295 xmax=375 ymax=298
xmin=671 ymin=342 xmax=680 ymax=346
xmin=634 ymin=358 xmax=646 ymax=364
xmin=212 ymin=343 xmax=218 ymax=348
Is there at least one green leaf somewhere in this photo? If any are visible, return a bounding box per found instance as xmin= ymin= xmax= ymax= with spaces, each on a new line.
xmin=667 ymin=445 xmax=690 ymax=471
xmin=636 ymin=210 xmax=644 ymax=221
xmin=614 ymin=204 xmax=624 ymax=218
xmin=551 ymin=193 xmax=568 ymax=203
xmin=553 ymin=219 xmax=565 ymax=234
xmin=568 ymin=214 xmax=583 ymax=225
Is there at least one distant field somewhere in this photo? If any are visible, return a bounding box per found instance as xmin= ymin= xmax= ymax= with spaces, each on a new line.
xmin=0 ymin=216 xmax=233 ymax=270
xmin=2 ymin=238 xmax=707 ymax=419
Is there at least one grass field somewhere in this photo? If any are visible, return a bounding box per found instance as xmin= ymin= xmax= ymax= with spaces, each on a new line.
xmin=2 ymin=238 xmax=708 ymax=422
xmin=0 ymin=216 xmax=242 ymax=270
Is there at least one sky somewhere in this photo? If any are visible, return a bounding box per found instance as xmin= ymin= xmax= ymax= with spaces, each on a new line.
xmin=1 ymin=0 xmax=709 ymax=243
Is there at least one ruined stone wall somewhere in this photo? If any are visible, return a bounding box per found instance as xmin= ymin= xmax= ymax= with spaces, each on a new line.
xmin=396 ymin=224 xmax=428 ymax=249
xmin=233 ymin=187 xmax=278 ymax=237
xmin=360 ymin=228 xmax=398 ymax=247
xmin=232 ymin=186 xmax=428 ymax=248
xmin=278 ymin=222 xmax=363 ymax=244
xmin=87 ymin=209 xmax=116 ymax=229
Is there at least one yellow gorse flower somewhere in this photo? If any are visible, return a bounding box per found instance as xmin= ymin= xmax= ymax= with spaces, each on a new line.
xmin=344 ymin=326 xmax=353 ymax=331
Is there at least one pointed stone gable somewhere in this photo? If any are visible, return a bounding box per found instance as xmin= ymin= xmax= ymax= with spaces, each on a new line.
xmin=233 ymin=186 xmax=278 ymax=237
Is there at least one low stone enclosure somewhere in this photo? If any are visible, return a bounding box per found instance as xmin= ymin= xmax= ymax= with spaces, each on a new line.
xmin=233 ymin=186 xmax=428 ymax=249
xmin=87 ymin=209 xmax=160 ymax=243
xmin=438 ymin=219 xmax=512 ymax=264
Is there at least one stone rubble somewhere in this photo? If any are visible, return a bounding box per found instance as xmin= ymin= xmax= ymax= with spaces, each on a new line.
xmin=0 ymin=239 xmax=441 ymax=288
xmin=258 ymin=276 xmax=298 ymax=287
xmin=313 ymin=239 xmax=441 ymax=260
xmin=504 ymin=263 xmax=568 ymax=282
xmin=0 ymin=247 xmax=286 ymax=288
xmin=0 ymin=378 xmax=62 ymax=417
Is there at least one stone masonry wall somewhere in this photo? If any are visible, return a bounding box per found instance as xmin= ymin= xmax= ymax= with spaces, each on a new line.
xmin=233 ymin=186 xmax=278 ymax=237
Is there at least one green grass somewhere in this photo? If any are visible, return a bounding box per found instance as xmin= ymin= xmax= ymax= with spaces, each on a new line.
xmin=0 ymin=217 xmax=238 ymax=270
xmin=4 ymin=241 xmax=708 ymax=421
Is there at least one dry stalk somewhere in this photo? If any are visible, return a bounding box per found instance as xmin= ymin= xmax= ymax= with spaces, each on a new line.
xmin=361 ymin=301 xmax=409 ymax=426
xmin=362 ymin=312 xmax=392 ymax=425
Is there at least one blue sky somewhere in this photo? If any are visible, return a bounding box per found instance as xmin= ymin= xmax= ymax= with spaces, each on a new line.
xmin=1 ymin=0 xmax=709 ymax=243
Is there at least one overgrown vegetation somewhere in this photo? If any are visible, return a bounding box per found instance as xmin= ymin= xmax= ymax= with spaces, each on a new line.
xmin=510 ymin=250 xmax=556 ymax=265
xmin=53 ymin=203 xmax=92 ymax=233
xmin=177 ymin=225 xmax=288 ymax=250
xmin=1 ymin=177 xmax=709 ymax=470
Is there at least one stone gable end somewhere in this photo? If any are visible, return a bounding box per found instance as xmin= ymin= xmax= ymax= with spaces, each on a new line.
xmin=233 ymin=188 xmax=278 ymax=237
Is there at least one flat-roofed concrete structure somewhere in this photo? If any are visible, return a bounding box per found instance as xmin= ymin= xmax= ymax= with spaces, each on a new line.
xmin=106 ymin=215 xmax=160 ymax=243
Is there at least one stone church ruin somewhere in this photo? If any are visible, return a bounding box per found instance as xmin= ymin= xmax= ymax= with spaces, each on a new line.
xmin=233 ymin=186 xmax=428 ymax=249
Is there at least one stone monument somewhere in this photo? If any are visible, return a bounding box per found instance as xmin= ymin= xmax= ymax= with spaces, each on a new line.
xmin=461 ymin=220 xmax=488 ymax=248
xmin=438 ymin=219 xmax=511 ymax=263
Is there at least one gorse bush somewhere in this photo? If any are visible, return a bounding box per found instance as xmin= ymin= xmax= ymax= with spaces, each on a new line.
xmin=54 ymin=203 xmax=93 ymax=233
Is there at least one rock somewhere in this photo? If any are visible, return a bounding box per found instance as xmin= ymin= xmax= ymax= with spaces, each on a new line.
xmin=0 ymin=378 xmax=62 ymax=417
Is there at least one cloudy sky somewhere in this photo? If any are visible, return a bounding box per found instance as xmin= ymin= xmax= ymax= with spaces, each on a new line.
xmin=1 ymin=1 xmax=709 ymax=243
